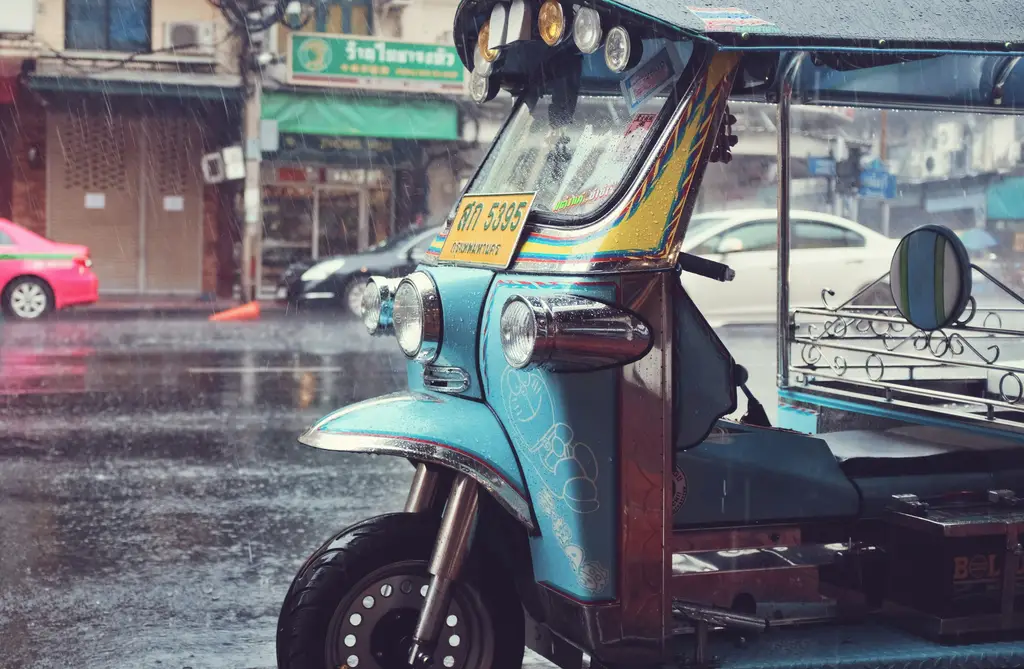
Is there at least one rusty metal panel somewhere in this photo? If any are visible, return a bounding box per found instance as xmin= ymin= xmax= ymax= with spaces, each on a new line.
xmin=140 ymin=113 xmax=203 ymax=293
xmin=47 ymin=106 xmax=141 ymax=292
xmin=617 ymin=271 xmax=673 ymax=657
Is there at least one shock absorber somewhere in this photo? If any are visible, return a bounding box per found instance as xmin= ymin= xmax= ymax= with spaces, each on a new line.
xmin=408 ymin=474 xmax=480 ymax=666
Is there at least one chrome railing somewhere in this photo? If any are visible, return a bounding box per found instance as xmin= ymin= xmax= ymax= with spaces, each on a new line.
xmin=787 ymin=267 xmax=1024 ymax=428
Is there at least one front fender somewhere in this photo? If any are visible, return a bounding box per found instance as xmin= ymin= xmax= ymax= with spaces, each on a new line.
xmin=300 ymin=391 xmax=535 ymax=531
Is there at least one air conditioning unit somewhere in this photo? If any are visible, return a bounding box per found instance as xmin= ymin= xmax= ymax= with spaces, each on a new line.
xmin=920 ymin=150 xmax=951 ymax=179
xmin=164 ymin=21 xmax=217 ymax=56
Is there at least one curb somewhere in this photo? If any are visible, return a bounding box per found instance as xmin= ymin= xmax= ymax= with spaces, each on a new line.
xmin=45 ymin=302 xmax=290 ymax=321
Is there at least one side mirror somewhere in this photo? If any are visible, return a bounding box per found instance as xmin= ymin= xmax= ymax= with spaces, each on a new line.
xmin=717 ymin=237 xmax=744 ymax=254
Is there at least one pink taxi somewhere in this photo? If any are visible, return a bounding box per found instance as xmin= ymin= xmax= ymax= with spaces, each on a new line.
xmin=0 ymin=219 xmax=98 ymax=320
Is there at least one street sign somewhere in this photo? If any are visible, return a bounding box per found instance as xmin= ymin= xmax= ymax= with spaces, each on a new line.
xmin=859 ymin=160 xmax=897 ymax=199
xmin=807 ymin=157 xmax=836 ymax=177
xmin=288 ymin=33 xmax=467 ymax=94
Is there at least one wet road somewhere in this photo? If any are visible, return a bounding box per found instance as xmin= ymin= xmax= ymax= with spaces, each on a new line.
xmin=0 ymin=316 xmax=776 ymax=669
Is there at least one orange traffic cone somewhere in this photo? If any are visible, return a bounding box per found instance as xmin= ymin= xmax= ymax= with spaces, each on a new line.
xmin=209 ymin=300 xmax=261 ymax=322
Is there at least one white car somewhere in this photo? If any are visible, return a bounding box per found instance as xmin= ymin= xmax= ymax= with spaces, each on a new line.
xmin=681 ymin=209 xmax=898 ymax=327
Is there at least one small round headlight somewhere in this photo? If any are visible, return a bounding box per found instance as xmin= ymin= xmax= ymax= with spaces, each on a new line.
xmin=473 ymin=40 xmax=493 ymax=76
xmin=538 ymin=0 xmax=566 ymax=46
xmin=361 ymin=281 xmax=382 ymax=333
xmin=392 ymin=272 xmax=441 ymax=362
xmin=478 ymin=23 xmax=498 ymax=62
xmin=573 ymin=7 xmax=603 ymax=54
xmin=361 ymin=276 xmax=400 ymax=336
xmin=469 ymin=72 xmax=499 ymax=103
xmin=500 ymin=298 xmax=538 ymax=369
xmin=604 ymin=25 xmax=641 ymax=73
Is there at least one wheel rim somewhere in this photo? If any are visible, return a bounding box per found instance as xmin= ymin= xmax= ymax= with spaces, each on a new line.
xmin=346 ymin=281 xmax=364 ymax=317
xmin=325 ymin=561 xmax=492 ymax=669
xmin=10 ymin=282 xmax=48 ymax=319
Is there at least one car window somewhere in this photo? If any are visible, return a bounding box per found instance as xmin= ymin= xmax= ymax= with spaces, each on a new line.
xmin=793 ymin=221 xmax=866 ymax=249
xmin=690 ymin=220 xmax=778 ymax=255
xmin=0 ymin=230 xmax=13 ymax=245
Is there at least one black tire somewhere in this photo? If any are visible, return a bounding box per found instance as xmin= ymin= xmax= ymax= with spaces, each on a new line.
xmin=2 ymin=276 xmax=54 ymax=320
xmin=342 ymin=276 xmax=368 ymax=319
xmin=277 ymin=513 xmax=525 ymax=669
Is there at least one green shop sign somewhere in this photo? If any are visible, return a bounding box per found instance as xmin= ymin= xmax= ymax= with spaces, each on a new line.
xmin=289 ymin=33 xmax=467 ymax=94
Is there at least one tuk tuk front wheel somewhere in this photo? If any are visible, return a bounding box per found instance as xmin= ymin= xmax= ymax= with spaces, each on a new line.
xmin=276 ymin=513 xmax=524 ymax=669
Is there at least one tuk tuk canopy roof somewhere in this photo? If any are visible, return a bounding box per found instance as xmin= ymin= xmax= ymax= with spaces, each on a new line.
xmin=608 ymin=0 xmax=1024 ymax=51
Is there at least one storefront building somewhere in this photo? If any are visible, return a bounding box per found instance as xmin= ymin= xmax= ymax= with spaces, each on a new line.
xmin=20 ymin=67 xmax=241 ymax=297
xmin=256 ymin=31 xmax=466 ymax=294
xmin=0 ymin=0 xmax=243 ymax=299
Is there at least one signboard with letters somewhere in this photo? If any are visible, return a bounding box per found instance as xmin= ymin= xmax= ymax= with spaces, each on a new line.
xmin=289 ymin=33 xmax=467 ymax=94
xmin=859 ymin=159 xmax=898 ymax=200
xmin=807 ymin=157 xmax=836 ymax=177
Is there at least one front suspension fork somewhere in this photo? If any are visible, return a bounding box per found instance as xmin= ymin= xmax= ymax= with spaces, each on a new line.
xmin=406 ymin=464 xmax=480 ymax=666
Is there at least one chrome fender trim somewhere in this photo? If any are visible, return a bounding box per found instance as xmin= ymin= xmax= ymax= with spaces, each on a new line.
xmin=300 ymin=392 xmax=535 ymax=531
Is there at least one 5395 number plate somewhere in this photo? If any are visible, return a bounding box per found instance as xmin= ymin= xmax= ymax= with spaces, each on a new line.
xmin=438 ymin=192 xmax=537 ymax=269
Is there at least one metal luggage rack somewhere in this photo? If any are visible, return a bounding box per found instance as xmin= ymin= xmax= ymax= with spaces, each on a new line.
xmin=787 ymin=265 xmax=1024 ymax=430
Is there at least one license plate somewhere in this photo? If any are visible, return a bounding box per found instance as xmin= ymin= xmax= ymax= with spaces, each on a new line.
xmin=437 ymin=191 xmax=537 ymax=269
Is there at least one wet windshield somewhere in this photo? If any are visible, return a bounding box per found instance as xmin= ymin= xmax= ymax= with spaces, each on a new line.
xmin=468 ymin=39 xmax=695 ymax=221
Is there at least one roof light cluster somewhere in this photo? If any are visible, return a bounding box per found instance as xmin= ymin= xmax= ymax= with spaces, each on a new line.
xmin=468 ymin=0 xmax=642 ymax=103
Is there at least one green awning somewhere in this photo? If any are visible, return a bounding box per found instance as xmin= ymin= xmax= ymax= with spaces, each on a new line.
xmin=262 ymin=91 xmax=459 ymax=141
xmin=988 ymin=176 xmax=1024 ymax=220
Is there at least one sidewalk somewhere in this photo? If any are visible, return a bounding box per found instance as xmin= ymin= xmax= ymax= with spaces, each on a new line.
xmin=52 ymin=295 xmax=289 ymax=320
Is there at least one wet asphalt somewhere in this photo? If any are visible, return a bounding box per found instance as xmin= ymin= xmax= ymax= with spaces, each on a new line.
xmin=0 ymin=313 xmax=777 ymax=669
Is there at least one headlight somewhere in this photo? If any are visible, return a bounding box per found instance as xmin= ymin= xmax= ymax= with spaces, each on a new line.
xmin=361 ymin=276 xmax=400 ymax=335
xmin=604 ymin=25 xmax=642 ymax=73
xmin=392 ymin=272 xmax=442 ymax=362
xmin=499 ymin=294 xmax=651 ymax=372
xmin=538 ymin=0 xmax=567 ymax=46
xmin=573 ymin=6 xmax=603 ymax=54
xmin=500 ymin=297 xmax=544 ymax=369
xmin=301 ymin=258 xmax=346 ymax=282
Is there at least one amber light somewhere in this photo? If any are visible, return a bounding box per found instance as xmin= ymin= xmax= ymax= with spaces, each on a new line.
xmin=478 ymin=23 xmax=498 ymax=62
xmin=538 ymin=0 xmax=566 ymax=46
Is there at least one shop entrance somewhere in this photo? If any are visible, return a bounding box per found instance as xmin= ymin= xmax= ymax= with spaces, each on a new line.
xmin=259 ymin=176 xmax=392 ymax=297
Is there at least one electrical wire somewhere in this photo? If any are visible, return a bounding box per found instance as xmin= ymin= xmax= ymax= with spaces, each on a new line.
xmin=32 ymin=33 xmax=236 ymax=76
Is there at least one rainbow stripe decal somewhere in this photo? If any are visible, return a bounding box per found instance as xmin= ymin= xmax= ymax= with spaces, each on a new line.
xmin=425 ymin=51 xmax=741 ymax=270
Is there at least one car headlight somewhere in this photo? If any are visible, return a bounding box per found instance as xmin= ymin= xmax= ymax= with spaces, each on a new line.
xmin=301 ymin=258 xmax=346 ymax=282
xmin=392 ymin=272 xmax=442 ymax=362
xmin=361 ymin=276 xmax=401 ymax=335
xmin=499 ymin=294 xmax=651 ymax=372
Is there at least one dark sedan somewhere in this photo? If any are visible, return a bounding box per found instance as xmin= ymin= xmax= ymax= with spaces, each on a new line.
xmin=277 ymin=226 xmax=441 ymax=316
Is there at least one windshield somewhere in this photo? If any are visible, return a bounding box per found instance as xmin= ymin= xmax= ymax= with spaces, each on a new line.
xmin=467 ymin=39 xmax=696 ymax=223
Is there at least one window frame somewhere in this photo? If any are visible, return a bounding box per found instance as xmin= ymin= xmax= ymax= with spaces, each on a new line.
xmin=315 ymin=0 xmax=374 ymax=35
xmin=65 ymin=0 xmax=153 ymax=52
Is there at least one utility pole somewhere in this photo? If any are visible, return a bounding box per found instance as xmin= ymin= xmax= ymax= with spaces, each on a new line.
xmin=209 ymin=0 xmax=287 ymax=303
xmin=239 ymin=13 xmax=263 ymax=303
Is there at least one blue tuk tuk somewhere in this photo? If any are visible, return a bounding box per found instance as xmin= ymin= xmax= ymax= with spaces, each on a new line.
xmin=277 ymin=2 xmax=1024 ymax=668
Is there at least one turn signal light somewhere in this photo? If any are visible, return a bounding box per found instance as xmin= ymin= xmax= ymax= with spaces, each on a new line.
xmin=499 ymin=294 xmax=651 ymax=372
xmin=538 ymin=0 xmax=566 ymax=46
xmin=478 ymin=23 xmax=498 ymax=62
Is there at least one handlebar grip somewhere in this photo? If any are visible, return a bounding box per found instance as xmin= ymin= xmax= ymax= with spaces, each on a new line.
xmin=677 ymin=252 xmax=735 ymax=282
